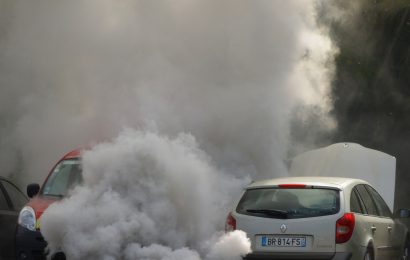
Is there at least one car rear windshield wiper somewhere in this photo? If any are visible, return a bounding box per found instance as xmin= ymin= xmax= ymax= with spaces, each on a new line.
xmin=246 ymin=208 xmax=289 ymax=219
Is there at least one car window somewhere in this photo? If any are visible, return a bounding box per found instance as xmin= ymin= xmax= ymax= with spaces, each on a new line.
xmin=355 ymin=184 xmax=378 ymax=216
xmin=350 ymin=188 xmax=365 ymax=214
xmin=0 ymin=184 xmax=10 ymax=210
xmin=365 ymin=185 xmax=392 ymax=218
xmin=236 ymin=188 xmax=340 ymax=219
xmin=1 ymin=180 xmax=27 ymax=210
xmin=42 ymin=159 xmax=83 ymax=197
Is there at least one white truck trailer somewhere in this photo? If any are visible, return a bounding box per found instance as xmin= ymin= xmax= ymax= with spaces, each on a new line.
xmin=289 ymin=142 xmax=396 ymax=211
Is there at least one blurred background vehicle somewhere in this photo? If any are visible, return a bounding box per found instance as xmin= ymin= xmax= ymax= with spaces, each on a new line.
xmin=0 ymin=176 xmax=28 ymax=260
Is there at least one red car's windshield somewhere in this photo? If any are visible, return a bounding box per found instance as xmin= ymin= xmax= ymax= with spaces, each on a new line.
xmin=42 ymin=159 xmax=83 ymax=197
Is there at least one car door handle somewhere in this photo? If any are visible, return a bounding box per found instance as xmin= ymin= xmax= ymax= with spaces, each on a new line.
xmin=371 ymin=226 xmax=377 ymax=232
xmin=387 ymin=226 xmax=392 ymax=231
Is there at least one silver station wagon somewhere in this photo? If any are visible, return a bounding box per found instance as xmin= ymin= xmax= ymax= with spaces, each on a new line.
xmin=226 ymin=177 xmax=410 ymax=260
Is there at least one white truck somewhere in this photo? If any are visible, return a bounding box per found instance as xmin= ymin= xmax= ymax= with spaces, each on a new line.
xmin=289 ymin=142 xmax=396 ymax=211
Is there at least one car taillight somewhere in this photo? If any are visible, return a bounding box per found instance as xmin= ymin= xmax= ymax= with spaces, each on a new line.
xmin=225 ymin=212 xmax=236 ymax=232
xmin=336 ymin=213 xmax=355 ymax=243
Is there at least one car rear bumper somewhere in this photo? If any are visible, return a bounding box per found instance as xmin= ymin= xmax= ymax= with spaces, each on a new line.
xmin=243 ymin=252 xmax=352 ymax=260
xmin=15 ymin=225 xmax=47 ymax=260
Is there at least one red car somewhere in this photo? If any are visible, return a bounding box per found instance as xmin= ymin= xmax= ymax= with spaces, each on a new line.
xmin=15 ymin=149 xmax=82 ymax=260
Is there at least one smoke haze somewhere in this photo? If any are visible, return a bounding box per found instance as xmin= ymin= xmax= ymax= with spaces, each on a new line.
xmin=0 ymin=0 xmax=335 ymax=184
xmin=0 ymin=0 xmax=337 ymax=259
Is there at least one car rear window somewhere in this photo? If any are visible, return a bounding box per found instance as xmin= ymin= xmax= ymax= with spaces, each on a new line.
xmin=236 ymin=187 xmax=340 ymax=219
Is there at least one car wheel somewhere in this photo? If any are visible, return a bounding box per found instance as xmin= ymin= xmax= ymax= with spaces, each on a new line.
xmin=51 ymin=252 xmax=66 ymax=260
xmin=364 ymin=248 xmax=373 ymax=260
xmin=402 ymin=239 xmax=409 ymax=260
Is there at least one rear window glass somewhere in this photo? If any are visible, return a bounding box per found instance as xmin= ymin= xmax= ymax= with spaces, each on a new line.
xmin=236 ymin=188 xmax=340 ymax=219
xmin=355 ymin=185 xmax=378 ymax=216
xmin=365 ymin=185 xmax=392 ymax=218
xmin=350 ymin=189 xmax=365 ymax=214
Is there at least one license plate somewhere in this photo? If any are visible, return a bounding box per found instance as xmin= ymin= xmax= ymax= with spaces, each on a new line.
xmin=261 ymin=236 xmax=306 ymax=247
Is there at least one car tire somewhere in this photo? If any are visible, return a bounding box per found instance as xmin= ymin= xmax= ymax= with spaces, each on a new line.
xmin=51 ymin=252 xmax=66 ymax=260
xmin=364 ymin=247 xmax=374 ymax=260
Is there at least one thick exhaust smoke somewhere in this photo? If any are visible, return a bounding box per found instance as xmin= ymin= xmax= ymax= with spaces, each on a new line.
xmin=41 ymin=130 xmax=251 ymax=259
xmin=0 ymin=0 xmax=337 ymax=259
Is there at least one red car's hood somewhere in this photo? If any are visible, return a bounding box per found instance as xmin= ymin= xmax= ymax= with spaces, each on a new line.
xmin=27 ymin=195 xmax=60 ymax=220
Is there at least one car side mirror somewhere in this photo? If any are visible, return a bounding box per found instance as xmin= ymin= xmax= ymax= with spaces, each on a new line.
xmin=27 ymin=183 xmax=40 ymax=198
xmin=395 ymin=209 xmax=410 ymax=218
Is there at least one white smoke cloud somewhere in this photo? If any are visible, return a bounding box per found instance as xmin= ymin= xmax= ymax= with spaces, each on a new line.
xmin=41 ymin=130 xmax=250 ymax=259
xmin=124 ymin=244 xmax=201 ymax=260
xmin=205 ymin=230 xmax=251 ymax=260
xmin=0 ymin=0 xmax=336 ymax=185
xmin=1 ymin=0 xmax=338 ymax=259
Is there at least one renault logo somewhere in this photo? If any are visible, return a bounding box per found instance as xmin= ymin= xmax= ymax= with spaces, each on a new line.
xmin=280 ymin=224 xmax=287 ymax=233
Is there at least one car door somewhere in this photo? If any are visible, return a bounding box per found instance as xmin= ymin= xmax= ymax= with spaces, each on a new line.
xmin=349 ymin=187 xmax=375 ymax=258
xmin=0 ymin=179 xmax=27 ymax=260
xmin=364 ymin=185 xmax=399 ymax=259
xmin=0 ymin=180 xmax=19 ymax=260
xmin=354 ymin=184 xmax=392 ymax=259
